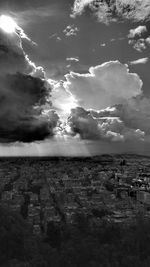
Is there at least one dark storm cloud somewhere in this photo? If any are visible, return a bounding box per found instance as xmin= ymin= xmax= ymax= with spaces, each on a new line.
xmin=0 ymin=71 xmax=59 ymax=143
xmin=0 ymin=24 xmax=59 ymax=143
xmin=0 ymin=30 xmax=33 ymax=75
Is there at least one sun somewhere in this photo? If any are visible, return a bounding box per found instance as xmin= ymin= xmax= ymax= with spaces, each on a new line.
xmin=0 ymin=15 xmax=17 ymax=33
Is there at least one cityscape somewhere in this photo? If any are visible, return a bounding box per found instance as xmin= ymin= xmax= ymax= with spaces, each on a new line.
xmin=1 ymin=155 xmax=150 ymax=266
xmin=1 ymin=155 xmax=150 ymax=235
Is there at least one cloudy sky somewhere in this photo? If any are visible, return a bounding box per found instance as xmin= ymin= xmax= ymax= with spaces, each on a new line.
xmin=0 ymin=0 xmax=150 ymax=156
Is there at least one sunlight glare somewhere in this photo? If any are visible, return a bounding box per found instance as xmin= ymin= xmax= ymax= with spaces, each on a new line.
xmin=61 ymin=100 xmax=77 ymax=114
xmin=0 ymin=15 xmax=17 ymax=33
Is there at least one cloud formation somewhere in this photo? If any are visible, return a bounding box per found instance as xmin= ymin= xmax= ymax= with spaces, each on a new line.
xmin=128 ymin=26 xmax=147 ymax=39
xmin=89 ymin=96 xmax=150 ymax=137
xmin=66 ymin=106 xmax=145 ymax=142
xmin=0 ymin=12 xmax=149 ymax=152
xmin=66 ymin=57 xmax=79 ymax=62
xmin=71 ymin=0 xmax=150 ymax=24
xmin=127 ymin=25 xmax=150 ymax=52
xmin=64 ymin=61 xmax=142 ymax=110
xmin=49 ymin=80 xmax=77 ymax=117
xmin=129 ymin=57 xmax=149 ymax=65
xmin=128 ymin=39 xmax=147 ymax=52
xmin=0 ymin=20 xmax=59 ymax=143
xmin=116 ymin=97 xmax=150 ymax=134
xmin=63 ymin=25 xmax=79 ymax=37
xmin=58 ymin=60 xmax=150 ymax=145
xmin=0 ymin=24 xmax=146 ymax=148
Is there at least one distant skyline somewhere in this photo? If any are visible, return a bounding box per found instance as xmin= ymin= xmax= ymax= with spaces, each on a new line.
xmin=0 ymin=0 xmax=150 ymax=155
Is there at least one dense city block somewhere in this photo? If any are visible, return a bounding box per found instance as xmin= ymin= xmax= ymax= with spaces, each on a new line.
xmin=1 ymin=155 xmax=150 ymax=266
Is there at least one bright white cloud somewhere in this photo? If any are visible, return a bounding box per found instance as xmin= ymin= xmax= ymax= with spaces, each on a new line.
xmin=64 ymin=61 xmax=142 ymax=110
xmin=128 ymin=26 xmax=147 ymax=39
xmin=71 ymin=0 xmax=94 ymax=17
xmin=48 ymin=80 xmax=77 ymax=118
xmin=66 ymin=57 xmax=79 ymax=62
xmin=129 ymin=57 xmax=149 ymax=65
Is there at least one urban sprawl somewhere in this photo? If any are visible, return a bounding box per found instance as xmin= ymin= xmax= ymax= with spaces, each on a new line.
xmin=0 ymin=155 xmax=150 ymax=236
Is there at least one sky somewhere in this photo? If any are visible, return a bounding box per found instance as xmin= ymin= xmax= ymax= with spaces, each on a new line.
xmin=0 ymin=0 xmax=150 ymax=156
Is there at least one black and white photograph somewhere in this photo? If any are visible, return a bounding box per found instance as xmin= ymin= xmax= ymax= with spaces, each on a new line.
xmin=0 ymin=0 xmax=150 ymax=266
